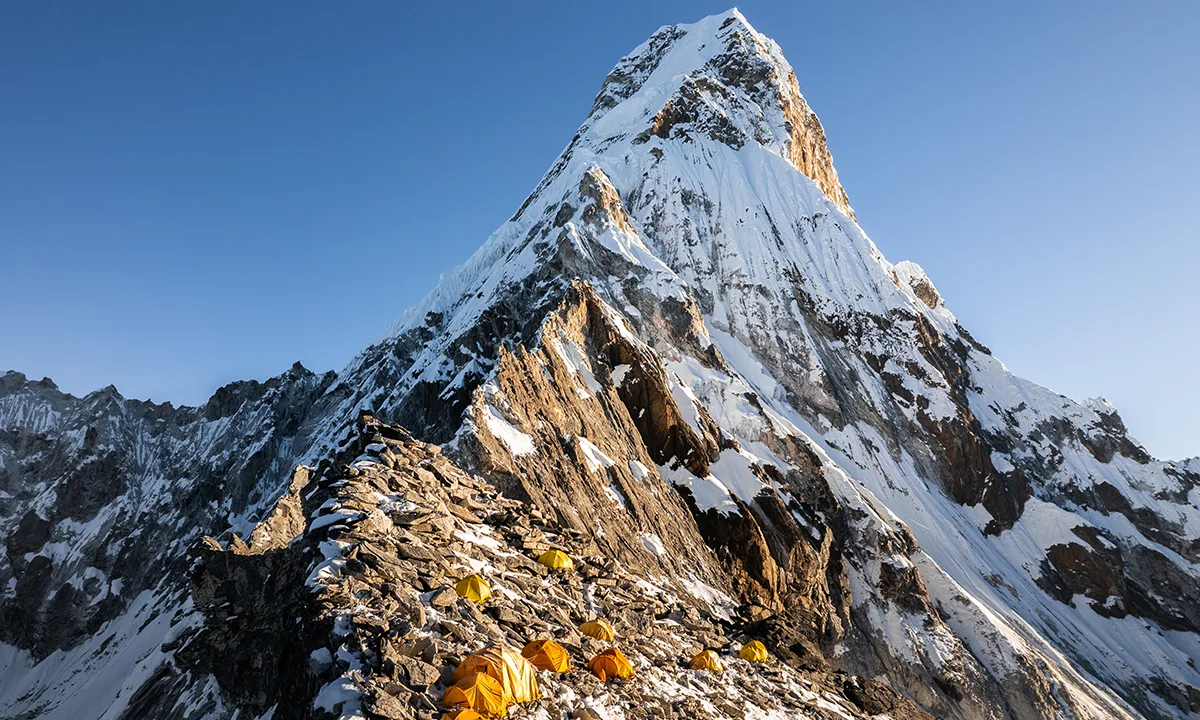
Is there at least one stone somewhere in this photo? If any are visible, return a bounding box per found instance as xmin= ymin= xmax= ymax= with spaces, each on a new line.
xmin=428 ymin=587 xmax=456 ymax=608
xmin=364 ymin=687 xmax=415 ymax=719
xmin=395 ymin=656 xmax=441 ymax=690
xmin=446 ymin=503 xmax=482 ymax=524
xmin=396 ymin=544 xmax=436 ymax=562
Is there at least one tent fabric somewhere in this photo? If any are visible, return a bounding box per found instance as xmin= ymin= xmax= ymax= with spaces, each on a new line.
xmin=455 ymin=574 xmax=492 ymax=603
xmin=441 ymin=710 xmax=485 ymax=720
xmin=738 ymin=640 xmax=769 ymax=662
xmin=588 ymin=647 xmax=635 ymax=682
xmin=443 ymin=673 xmax=507 ymax=717
xmin=579 ymin=619 xmax=615 ymax=642
xmin=452 ymin=645 xmax=541 ymax=703
xmin=537 ymin=550 xmax=574 ymax=570
xmin=521 ymin=639 xmax=572 ymax=673
xmin=689 ymin=650 xmax=724 ymax=672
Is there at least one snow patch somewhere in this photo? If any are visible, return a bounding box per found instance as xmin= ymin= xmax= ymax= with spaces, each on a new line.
xmin=640 ymin=532 xmax=668 ymax=557
xmin=483 ymin=405 xmax=537 ymax=457
xmin=577 ymin=437 xmax=616 ymax=474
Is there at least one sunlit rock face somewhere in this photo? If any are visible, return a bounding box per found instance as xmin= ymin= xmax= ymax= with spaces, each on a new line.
xmin=2 ymin=9 xmax=1197 ymax=720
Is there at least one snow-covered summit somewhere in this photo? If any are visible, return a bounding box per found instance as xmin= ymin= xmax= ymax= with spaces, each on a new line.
xmin=376 ymin=9 xmax=852 ymax=345
xmin=584 ymin=8 xmax=853 ymax=216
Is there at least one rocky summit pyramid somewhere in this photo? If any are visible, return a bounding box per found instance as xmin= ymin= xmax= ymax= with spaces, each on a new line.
xmin=2 ymin=9 xmax=1198 ymax=720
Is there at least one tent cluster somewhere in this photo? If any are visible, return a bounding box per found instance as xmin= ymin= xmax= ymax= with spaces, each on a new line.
xmin=576 ymin=619 xmax=634 ymax=682
xmin=441 ymin=552 xmax=769 ymax=717
xmin=440 ymin=621 xmax=639 ymax=716
xmin=686 ymin=642 xmax=769 ymax=674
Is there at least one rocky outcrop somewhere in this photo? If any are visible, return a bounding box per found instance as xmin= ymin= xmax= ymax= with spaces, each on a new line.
xmin=454 ymin=284 xmax=845 ymax=618
xmin=1037 ymin=535 xmax=1126 ymax=615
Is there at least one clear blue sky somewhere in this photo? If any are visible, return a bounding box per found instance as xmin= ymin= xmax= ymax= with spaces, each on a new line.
xmin=1 ymin=2 xmax=1196 ymax=459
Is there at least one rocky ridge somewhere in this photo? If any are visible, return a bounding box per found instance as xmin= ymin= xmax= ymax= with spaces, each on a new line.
xmin=167 ymin=411 xmax=936 ymax=720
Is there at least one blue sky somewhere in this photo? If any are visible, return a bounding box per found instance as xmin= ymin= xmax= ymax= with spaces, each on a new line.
xmin=1 ymin=2 xmax=1196 ymax=459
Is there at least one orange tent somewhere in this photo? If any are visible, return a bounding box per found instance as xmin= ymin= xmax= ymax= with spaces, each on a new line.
xmin=521 ymin=639 xmax=572 ymax=673
xmin=452 ymin=645 xmax=541 ymax=703
xmin=689 ymin=649 xmax=724 ymax=672
xmin=579 ymin=619 xmax=615 ymax=642
xmin=442 ymin=710 xmax=485 ymax=720
xmin=443 ymin=673 xmax=507 ymax=717
xmin=588 ymin=647 xmax=635 ymax=682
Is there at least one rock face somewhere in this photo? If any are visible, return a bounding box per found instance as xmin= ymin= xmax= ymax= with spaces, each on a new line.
xmin=2 ymin=8 xmax=1198 ymax=720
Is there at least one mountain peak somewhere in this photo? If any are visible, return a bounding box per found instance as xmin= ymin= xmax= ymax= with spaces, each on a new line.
xmin=587 ymin=8 xmax=753 ymax=116
xmin=4 ymin=9 xmax=1199 ymax=720
xmin=586 ymin=9 xmax=853 ymax=217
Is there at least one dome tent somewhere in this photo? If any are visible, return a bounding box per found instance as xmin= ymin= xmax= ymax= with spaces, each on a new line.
xmin=689 ymin=649 xmax=724 ymax=672
xmin=441 ymin=709 xmax=486 ymax=720
xmin=521 ymin=639 xmax=572 ymax=673
xmin=537 ymin=549 xmax=574 ymax=570
xmin=452 ymin=645 xmax=541 ymax=703
xmin=579 ymin=619 xmax=615 ymax=642
xmin=455 ymin=574 xmax=492 ymax=603
xmin=738 ymin=640 xmax=769 ymax=662
xmin=443 ymin=673 xmax=507 ymax=717
xmin=588 ymin=647 xmax=635 ymax=681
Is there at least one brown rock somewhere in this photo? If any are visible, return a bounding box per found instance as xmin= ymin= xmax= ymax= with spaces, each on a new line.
xmin=428 ymin=587 xmax=456 ymax=608
xmin=363 ymin=687 xmax=415 ymax=720
xmin=395 ymin=656 xmax=440 ymax=690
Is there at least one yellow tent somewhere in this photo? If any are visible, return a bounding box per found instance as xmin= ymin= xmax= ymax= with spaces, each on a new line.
xmin=537 ymin=549 xmax=574 ymax=570
xmin=689 ymin=650 xmax=724 ymax=672
xmin=579 ymin=619 xmax=615 ymax=642
xmin=455 ymin=574 xmax=492 ymax=604
xmin=588 ymin=647 xmax=635 ymax=682
xmin=521 ymin=639 xmax=572 ymax=673
xmin=441 ymin=710 xmax=485 ymax=720
xmin=452 ymin=645 xmax=541 ymax=703
xmin=738 ymin=640 xmax=769 ymax=663
xmin=443 ymin=673 xmax=507 ymax=717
